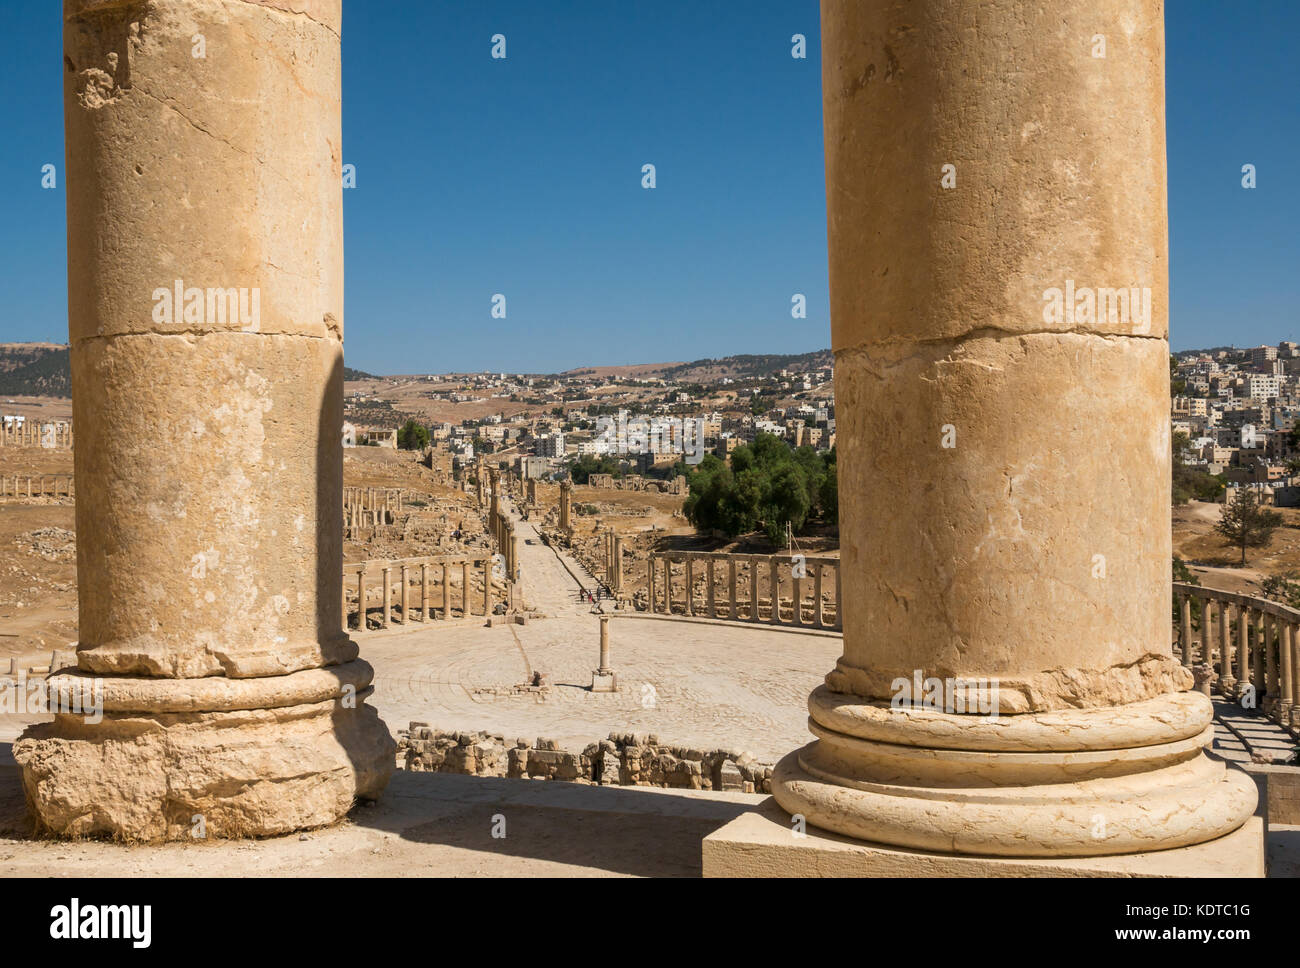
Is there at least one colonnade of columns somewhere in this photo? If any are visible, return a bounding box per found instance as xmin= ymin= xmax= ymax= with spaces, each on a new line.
xmin=1175 ymin=584 xmax=1300 ymax=727
xmin=647 ymin=552 xmax=842 ymax=631
xmin=0 ymin=423 xmax=74 ymax=449
xmin=344 ymin=555 xmax=502 ymax=631
xmin=20 ymin=0 xmax=1261 ymax=865
xmin=0 ymin=475 xmax=75 ymax=499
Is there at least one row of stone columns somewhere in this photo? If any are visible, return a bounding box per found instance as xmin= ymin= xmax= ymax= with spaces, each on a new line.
xmin=1175 ymin=586 xmax=1300 ymax=726
xmin=647 ymin=553 xmax=841 ymax=630
xmin=0 ymin=423 xmax=74 ymax=449
xmin=0 ymin=475 xmax=76 ymax=498
xmin=343 ymin=486 xmax=402 ymax=515
xmin=346 ymin=556 xmax=497 ymax=631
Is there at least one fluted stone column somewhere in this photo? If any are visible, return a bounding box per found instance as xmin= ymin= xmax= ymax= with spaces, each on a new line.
xmin=15 ymin=0 xmax=395 ymax=840
xmin=772 ymin=0 xmax=1256 ymax=859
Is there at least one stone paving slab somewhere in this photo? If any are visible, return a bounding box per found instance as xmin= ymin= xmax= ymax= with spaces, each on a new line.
xmin=0 ymin=761 xmax=761 ymax=878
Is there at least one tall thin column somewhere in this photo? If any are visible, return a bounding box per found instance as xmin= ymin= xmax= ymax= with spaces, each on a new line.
xmin=1278 ymin=623 xmax=1294 ymax=724
xmin=772 ymin=0 xmax=1254 ymax=858
xmin=16 ymin=0 xmax=394 ymax=841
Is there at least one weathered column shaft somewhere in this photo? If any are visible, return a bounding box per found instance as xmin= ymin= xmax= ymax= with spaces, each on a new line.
xmin=771 ymin=0 xmax=1255 ymax=859
xmin=16 ymin=0 xmax=394 ymax=841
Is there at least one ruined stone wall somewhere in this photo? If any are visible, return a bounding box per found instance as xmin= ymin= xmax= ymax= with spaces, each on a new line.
xmin=399 ymin=725 xmax=774 ymax=794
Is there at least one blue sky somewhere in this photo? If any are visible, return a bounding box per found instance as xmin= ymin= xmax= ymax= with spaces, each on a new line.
xmin=0 ymin=1 xmax=1295 ymax=374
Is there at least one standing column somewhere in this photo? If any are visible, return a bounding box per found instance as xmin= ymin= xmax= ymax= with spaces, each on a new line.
xmin=559 ymin=479 xmax=572 ymax=533
xmin=748 ymin=557 xmax=759 ymax=622
xmin=1236 ymin=606 xmax=1251 ymax=699
xmin=1278 ymin=623 xmax=1294 ymax=725
xmin=1290 ymin=624 xmax=1300 ymax=727
xmin=16 ymin=0 xmax=394 ymax=841
xmin=771 ymin=0 xmax=1254 ymax=859
xmin=1180 ymin=594 xmax=1192 ymax=666
xmin=591 ymin=616 xmax=616 ymax=692
xmin=1220 ymin=604 xmax=1236 ymax=695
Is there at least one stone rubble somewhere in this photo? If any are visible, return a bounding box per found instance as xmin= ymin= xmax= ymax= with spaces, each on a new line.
xmin=399 ymin=723 xmax=774 ymax=794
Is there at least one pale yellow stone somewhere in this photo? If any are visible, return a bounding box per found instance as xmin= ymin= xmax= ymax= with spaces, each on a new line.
xmin=15 ymin=0 xmax=393 ymax=841
xmin=832 ymin=334 xmax=1176 ymax=710
xmin=764 ymin=0 xmax=1259 ymax=867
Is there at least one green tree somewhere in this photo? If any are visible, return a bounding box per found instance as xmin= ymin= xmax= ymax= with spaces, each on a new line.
xmin=1259 ymin=572 xmax=1300 ymax=609
xmin=569 ymin=454 xmax=623 ymax=484
xmin=1214 ymin=488 xmax=1282 ymax=565
xmin=396 ymin=420 xmax=430 ymax=451
xmin=683 ymin=433 xmax=835 ymax=540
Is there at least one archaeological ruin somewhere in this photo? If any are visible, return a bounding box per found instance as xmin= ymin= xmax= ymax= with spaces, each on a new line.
xmin=0 ymin=0 xmax=1292 ymax=892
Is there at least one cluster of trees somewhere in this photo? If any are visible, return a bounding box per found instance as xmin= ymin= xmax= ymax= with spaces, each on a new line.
xmin=569 ymin=454 xmax=624 ymax=484
xmin=683 ymin=433 xmax=836 ymax=543
xmin=396 ymin=420 xmax=429 ymax=450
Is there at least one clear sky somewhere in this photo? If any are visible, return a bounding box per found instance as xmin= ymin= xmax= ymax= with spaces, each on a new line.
xmin=0 ymin=1 xmax=1295 ymax=374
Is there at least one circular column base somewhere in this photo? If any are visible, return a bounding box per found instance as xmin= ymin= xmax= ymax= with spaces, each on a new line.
xmin=771 ymin=687 xmax=1258 ymax=858
xmin=12 ymin=660 xmax=395 ymax=841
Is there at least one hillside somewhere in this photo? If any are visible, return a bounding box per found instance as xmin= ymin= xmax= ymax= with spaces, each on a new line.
xmin=560 ymin=349 xmax=833 ymax=384
xmin=0 ymin=343 xmax=71 ymax=397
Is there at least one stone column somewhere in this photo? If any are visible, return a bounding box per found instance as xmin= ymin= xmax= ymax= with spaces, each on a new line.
xmin=559 ymin=479 xmax=572 ymax=533
xmin=591 ymin=616 xmax=616 ymax=692
xmin=771 ymin=0 xmax=1255 ymax=859
xmin=1290 ymin=625 xmax=1300 ymax=727
xmin=16 ymin=0 xmax=394 ymax=841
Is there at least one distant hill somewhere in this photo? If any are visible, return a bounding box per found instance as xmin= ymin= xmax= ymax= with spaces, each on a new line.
xmin=0 ymin=343 xmax=71 ymax=397
xmin=560 ymin=349 xmax=834 ymax=383
xmin=0 ymin=344 xmax=832 ymax=397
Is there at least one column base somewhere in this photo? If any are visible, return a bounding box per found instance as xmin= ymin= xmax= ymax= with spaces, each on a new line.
xmin=12 ymin=659 xmax=395 ymax=841
xmin=703 ymin=798 xmax=1265 ymax=878
xmin=771 ymin=687 xmax=1258 ymax=857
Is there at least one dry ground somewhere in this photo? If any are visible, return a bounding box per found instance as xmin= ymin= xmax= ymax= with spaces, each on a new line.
xmin=1172 ymin=499 xmax=1300 ymax=595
